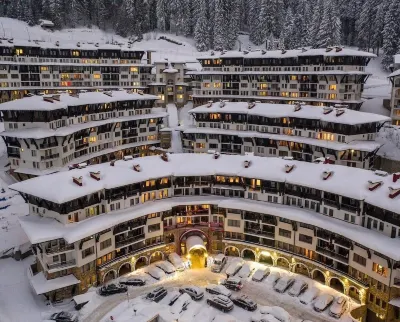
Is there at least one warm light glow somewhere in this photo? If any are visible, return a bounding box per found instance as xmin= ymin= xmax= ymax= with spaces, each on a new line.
xmin=260 ymin=251 xmax=271 ymax=257
xmin=326 ymin=271 xmax=330 ymax=276
xmin=187 ymin=254 xmax=191 ymax=259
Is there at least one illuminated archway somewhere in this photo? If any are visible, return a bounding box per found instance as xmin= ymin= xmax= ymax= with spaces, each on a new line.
xmin=312 ymin=269 xmax=326 ymax=284
xmin=134 ymin=256 xmax=148 ymax=270
xmin=186 ymin=235 xmax=207 ymax=269
xmin=330 ymin=277 xmax=345 ymax=293
xmin=149 ymin=251 xmax=164 ymax=264
xmin=276 ymin=257 xmax=290 ymax=269
xmin=224 ymin=246 xmax=240 ymax=257
xmin=259 ymin=251 xmax=273 ymax=265
xmin=103 ymin=270 xmax=117 ymax=283
xmin=242 ymin=248 xmax=256 ymax=261
xmin=294 ymin=263 xmax=310 ymax=277
xmin=118 ymin=262 xmax=131 ymax=277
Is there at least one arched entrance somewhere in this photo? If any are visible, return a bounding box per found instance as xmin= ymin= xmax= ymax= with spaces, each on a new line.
xmin=224 ymin=246 xmax=240 ymax=257
xmin=118 ymin=263 xmax=131 ymax=277
xmin=259 ymin=252 xmax=273 ymax=265
xmin=103 ymin=270 xmax=116 ymax=283
xmin=150 ymin=251 xmax=163 ymax=264
xmin=330 ymin=277 xmax=345 ymax=293
xmin=294 ymin=263 xmax=310 ymax=277
xmin=349 ymin=286 xmax=360 ymax=303
xmin=134 ymin=256 xmax=148 ymax=270
xmin=186 ymin=235 xmax=207 ymax=269
xmin=312 ymin=269 xmax=326 ymax=284
xmin=242 ymin=249 xmax=256 ymax=261
xmin=276 ymin=257 xmax=290 ymax=269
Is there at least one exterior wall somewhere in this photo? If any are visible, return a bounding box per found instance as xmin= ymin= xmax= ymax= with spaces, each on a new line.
xmin=390 ymin=75 xmax=400 ymax=125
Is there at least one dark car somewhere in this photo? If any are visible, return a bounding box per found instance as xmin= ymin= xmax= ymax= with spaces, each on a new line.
xmin=49 ymin=312 xmax=78 ymax=322
xmin=145 ymin=286 xmax=168 ymax=302
xmin=232 ymin=294 xmax=257 ymax=311
xmin=99 ymin=283 xmax=127 ymax=296
xmin=119 ymin=277 xmax=146 ymax=286
xmin=206 ymin=295 xmax=234 ymax=312
xmin=221 ymin=277 xmax=244 ymax=291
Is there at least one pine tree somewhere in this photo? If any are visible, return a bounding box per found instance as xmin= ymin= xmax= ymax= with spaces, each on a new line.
xmin=356 ymin=0 xmax=379 ymax=51
xmin=315 ymin=0 xmax=341 ymax=47
xmin=213 ymin=0 xmax=226 ymax=50
xmin=372 ymin=2 xmax=387 ymax=55
xmin=194 ymin=0 xmax=209 ymax=51
xmin=248 ymin=0 xmax=261 ymax=44
xmin=382 ymin=0 xmax=400 ymax=70
xmin=227 ymin=0 xmax=241 ymax=49
xmin=156 ymin=0 xmax=169 ymax=31
xmin=308 ymin=0 xmax=322 ymax=47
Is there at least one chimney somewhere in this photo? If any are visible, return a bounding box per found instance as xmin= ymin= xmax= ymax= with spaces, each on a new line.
xmin=214 ymin=152 xmax=220 ymax=159
xmin=335 ymin=46 xmax=342 ymax=52
xmin=55 ymin=41 xmax=60 ymax=47
xmin=336 ymin=109 xmax=345 ymax=117
xmin=393 ymin=173 xmax=400 ymax=183
xmin=90 ymin=171 xmax=101 ymax=181
xmin=244 ymin=160 xmax=251 ymax=168
xmin=73 ymin=176 xmax=83 ymax=186
xmin=52 ymin=94 xmax=61 ymax=101
xmin=294 ymin=103 xmax=301 ymax=112
xmin=123 ymin=155 xmax=133 ymax=161
xmin=389 ymin=187 xmax=400 ymax=199
xmin=285 ymin=164 xmax=295 ymax=173
xmin=323 ymin=170 xmax=334 ymax=180
xmin=43 ymin=96 xmax=54 ymax=103
xmin=323 ymin=157 xmax=334 ymax=164
xmin=69 ymin=93 xmax=79 ymax=98
xmin=77 ymin=162 xmax=87 ymax=169
xmin=137 ymin=90 xmax=144 ymax=95
xmin=95 ymin=43 xmax=99 ymax=47
xmin=133 ymin=164 xmax=141 ymax=172
xmin=248 ymin=101 xmax=256 ymax=110
xmin=207 ymin=100 xmax=213 ymax=108
xmin=161 ymin=153 xmax=169 ymax=162
xmin=219 ymin=100 xmax=226 ymax=108
xmin=110 ymin=160 xmax=115 ymax=166
xmin=281 ymin=49 xmax=287 ymax=54
xmin=323 ymin=106 xmax=333 ymax=115
xmin=368 ymin=180 xmax=382 ymax=191
xmin=104 ymin=91 xmax=113 ymax=97
xmin=77 ymin=42 xmax=81 ymax=47
xmin=326 ymin=47 xmax=333 ymax=52
xmin=261 ymin=50 xmax=266 ymax=55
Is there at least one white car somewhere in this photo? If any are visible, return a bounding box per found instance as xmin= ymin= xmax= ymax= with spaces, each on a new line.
xmin=225 ymin=258 xmax=244 ymax=276
xmin=211 ymin=254 xmax=227 ymax=273
xmin=145 ymin=265 xmax=166 ymax=280
xmin=155 ymin=260 xmax=176 ymax=274
xmin=329 ymin=296 xmax=347 ymax=318
xmin=313 ymin=294 xmax=334 ymax=312
xmin=274 ymin=276 xmax=294 ymax=293
xmin=252 ymin=267 xmax=271 ymax=282
xmin=259 ymin=306 xmax=292 ymax=322
xmin=179 ymin=285 xmax=204 ymax=300
xmin=168 ymin=252 xmax=185 ymax=271
xmin=205 ymin=284 xmax=232 ymax=298
xmin=237 ymin=263 xmax=254 ymax=278
xmin=266 ymin=272 xmax=280 ymax=284
xmin=251 ymin=315 xmax=281 ymax=322
xmin=299 ymin=287 xmax=320 ymax=305
xmin=288 ymin=279 xmax=308 ymax=297
xmin=170 ymin=293 xmax=191 ymax=314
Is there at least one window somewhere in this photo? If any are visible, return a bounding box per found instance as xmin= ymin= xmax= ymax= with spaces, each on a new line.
xmin=93 ymin=74 xmax=101 ymax=79
xmin=16 ymin=48 xmax=23 ymax=55
xmin=82 ymin=246 xmax=94 ymax=258
xmin=148 ymin=223 xmax=160 ymax=233
xmin=329 ymin=84 xmax=337 ymax=90
xmin=299 ymin=234 xmax=312 ymax=244
xmin=372 ymin=262 xmax=388 ymax=277
xmin=100 ymin=238 xmax=112 ymax=250
xmin=344 ymin=213 xmax=349 ymax=221
xmin=31 ymin=150 xmax=37 ymax=157
xmin=130 ymin=67 xmax=138 ymax=72
xmin=227 ymin=219 xmax=240 ymax=227
xmin=279 ymin=228 xmax=291 ymax=238
xmin=353 ymin=253 xmax=366 ymax=266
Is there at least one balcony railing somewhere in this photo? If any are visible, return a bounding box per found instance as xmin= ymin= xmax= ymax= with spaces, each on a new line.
xmin=115 ymin=234 xmax=145 ymax=248
xmin=316 ymin=246 xmax=349 ymax=264
xmin=45 ymin=244 xmax=74 ymax=254
xmin=41 ymin=153 xmax=59 ymax=161
xmin=40 ymin=142 xmax=58 ymax=149
xmin=47 ymin=259 xmax=76 ymax=270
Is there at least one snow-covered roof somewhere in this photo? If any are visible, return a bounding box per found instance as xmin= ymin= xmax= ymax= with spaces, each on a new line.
xmin=0 ymin=90 xmax=159 ymax=112
xmin=198 ymin=48 xmax=376 ymax=60
xmin=29 ymin=271 xmax=80 ymax=295
xmin=389 ymin=69 xmax=400 ymax=78
xmin=163 ymin=68 xmax=179 ymax=73
xmin=389 ymin=298 xmax=400 ymax=308
xmin=1 ymin=112 xmax=167 ymax=139
xmin=183 ymin=127 xmax=382 ymax=152
xmin=39 ymin=19 xmax=54 ymax=27
xmin=187 ymin=70 xmax=370 ymax=76
xmin=189 ymin=101 xmax=390 ymax=125
xmin=9 ymin=153 xmax=400 ymax=214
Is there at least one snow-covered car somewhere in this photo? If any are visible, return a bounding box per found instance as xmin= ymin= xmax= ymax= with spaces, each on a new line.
xmin=179 ymin=285 xmax=204 ymax=300
xmin=225 ymin=258 xmax=244 ymax=276
xmin=232 ymin=294 xmax=257 ymax=311
xmin=259 ymin=306 xmax=292 ymax=322
xmin=168 ymin=290 xmax=182 ymax=305
xmin=251 ymin=314 xmax=281 ymax=322
xmin=299 ymin=287 xmax=320 ymax=305
xmin=288 ymin=279 xmax=308 ymax=297
xmin=145 ymin=286 xmax=168 ymax=302
xmin=49 ymin=312 xmax=78 ymax=322
xmin=252 ymin=267 xmax=271 ymax=282
xmin=155 ymin=260 xmax=176 ymax=274
xmin=313 ymin=294 xmax=334 ymax=312
xmin=274 ymin=276 xmax=294 ymax=293
xmin=170 ymin=293 xmax=191 ymax=314
xmin=266 ymin=272 xmax=280 ymax=284
xmin=119 ymin=276 xmax=146 ymax=286
xmin=99 ymin=283 xmax=127 ymax=296
xmin=168 ymin=252 xmax=185 ymax=271
xmin=145 ymin=265 xmax=166 ymax=280
xmin=329 ymin=296 xmax=348 ymax=318
xmin=206 ymin=295 xmax=234 ymax=312
xmin=237 ymin=263 xmax=254 ymax=278
xmin=205 ymin=284 xmax=232 ymax=298
xmin=212 ymin=314 xmax=240 ymax=322
xmin=221 ymin=276 xmax=244 ymax=291
xmin=211 ymin=254 xmax=227 ymax=273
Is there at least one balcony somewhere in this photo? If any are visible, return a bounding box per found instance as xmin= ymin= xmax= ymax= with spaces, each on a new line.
xmin=245 ymin=227 xmax=275 ymax=239
xmin=115 ymin=233 xmax=145 ymax=248
xmin=323 ymin=198 xmax=337 ymax=208
xmin=316 ymin=246 xmax=349 ymax=264
xmin=340 ymin=203 xmax=359 ymax=214
xmin=114 ymin=220 xmax=146 ymax=235
xmin=47 ymin=259 xmax=76 ymax=270
xmin=40 ymin=142 xmax=58 ymax=149
xmin=41 ymin=153 xmax=59 ymax=161
xmin=45 ymin=244 xmax=74 ymax=254
xmin=8 ymin=152 xmax=20 ymax=158
xmin=75 ymin=142 xmax=89 ymax=151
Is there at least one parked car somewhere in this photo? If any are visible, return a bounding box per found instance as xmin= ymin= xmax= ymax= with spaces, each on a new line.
xmin=221 ymin=277 xmax=244 ymax=291
xmin=288 ymin=279 xmax=308 ymax=297
xmin=205 ymin=284 xmax=232 ymax=298
xmin=237 ymin=263 xmax=254 ymax=278
xmin=49 ymin=312 xmax=78 ymax=322
xmin=206 ymin=295 xmax=234 ymax=312
xmin=99 ymin=283 xmax=127 ymax=296
xmin=170 ymin=293 xmax=191 ymax=314
xmin=145 ymin=265 xmax=166 ymax=280
xmin=313 ymin=294 xmax=334 ymax=312
xmin=73 ymin=291 xmax=95 ymax=310
xmin=119 ymin=276 xmax=146 ymax=286
xmin=299 ymin=287 xmax=320 ymax=305
xmin=252 ymin=267 xmax=271 ymax=282
xmin=168 ymin=290 xmax=182 ymax=306
xmin=226 ymin=258 xmax=244 ymax=276
xmin=329 ymin=296 xmax=348 ymax=318
xmin=211 ymin=254 xmax=227 ymax=273
xmin=179 ymin=285 xmax=204 ymax=300
xmin=232 ymin=294 xmax=257 ymax=311
xmin=145 ymin=286 xmax=168 ymax=302
xmin=274 ymin=276 xmax=294 ymax=293
xmin=266 ymin=272 xmax=280 ymax=284
xmin=259 ymin=306 xmax=292 ymax=322
xmin=168 ymin=252 xmax=185 ymax=271
xmin=251 ymin=314 xmax=281 ymax=322
xmin=155 ymin=260 xmax=176 ymax=274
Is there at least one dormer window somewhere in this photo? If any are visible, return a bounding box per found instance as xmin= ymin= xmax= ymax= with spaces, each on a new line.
xmin=72 ymin=51 xmax=80 ymax=57
xmin=15 ymin=48 xmax=23 ymax=56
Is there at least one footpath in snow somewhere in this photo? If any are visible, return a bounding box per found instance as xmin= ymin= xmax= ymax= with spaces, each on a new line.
xmin=166 ymin=103 xmax=183 ymax=153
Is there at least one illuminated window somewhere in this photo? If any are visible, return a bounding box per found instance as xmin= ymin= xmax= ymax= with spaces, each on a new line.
xmin=177 ymin=86 xmax=183 ymax=90
xmin=204 ymin=83 xmax=211 ymax=88
xmin=260 ymin=83 xmax=268 ymax=89
xmin=259 ymin=91 xmax=267 ymax=96
xmin=177 ymin=94 xmax=183 ymax=99
xmin=130 ymin=67 xmax=138 ymax=72
xmin=159 ymin=94 xmax=165 ymax=101
xmin=328 ymin=93 xmax=337 ymax=99
xmin=41 ymin=66 xmax=49 ymax=71
xmin=61 ymin=74 xmax=70 ymax=80
xmin=214 ymin=83 xmax=221 ymax=88
xmin=89 ymin=137 xmax=96 ymax=143
xmin=93 ymin=74 xmax=101 ymax=79
xmin=290 ymin=75 xmax=297 ymax=81
xmin=329 ymin=84 xmax=337 ymax=90
xmin=290 ymin=92 xmax=299 ymax=98
xmin=15 ymin=48 xmax=23 ymax=55
xmin=196 ymin=143 xmax=205 ymax=149
xmin=210 ymin=113 xmax=220 ymax=120
xmin=281 ymin=92 xmax=289 ymax=97
xmin=72 ymin=51 xmax=80 ymax=57
xmin=319 ymin=132 xmax=334 ymax=141
xmin=372 ymin=263 xmax=388 ymax=277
